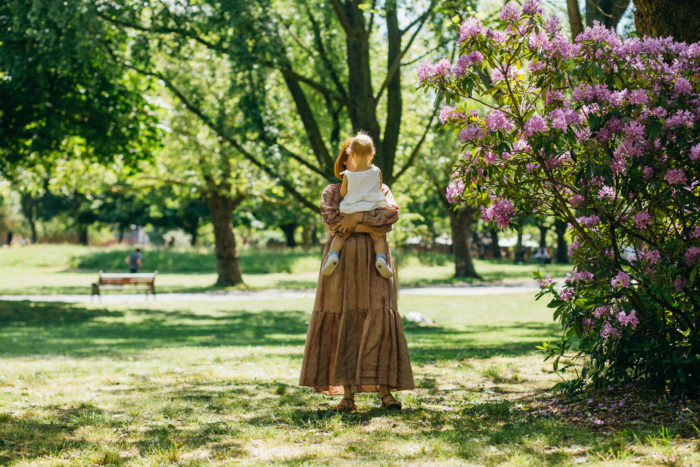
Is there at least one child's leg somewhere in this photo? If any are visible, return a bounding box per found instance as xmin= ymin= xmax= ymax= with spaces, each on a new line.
xmin=371 ymin=233 xmax=386 ymax=257
xmin=321 ymin=232 xmax=347 ymax=276
xmin=370 ymin=232 xmax=393 ymax=279
xmin=330 ymin=232 xmax=346 ymax=254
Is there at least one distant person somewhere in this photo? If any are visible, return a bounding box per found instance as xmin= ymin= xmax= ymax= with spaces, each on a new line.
xmin=125 ymin=248 xmax=142 ymax=273
xmin=534 ymin=247 xmax=551 ymax=265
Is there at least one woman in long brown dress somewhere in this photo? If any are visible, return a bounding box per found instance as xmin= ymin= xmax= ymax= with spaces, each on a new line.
xmin=299 ymin=137 xmax=415 ymax=411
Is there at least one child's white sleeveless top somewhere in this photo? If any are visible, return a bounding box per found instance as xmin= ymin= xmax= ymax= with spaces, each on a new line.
xmin=339 ymin=165 xmax=389 ymax=214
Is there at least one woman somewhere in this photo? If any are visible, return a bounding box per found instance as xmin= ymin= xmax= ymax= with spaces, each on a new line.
xmin=299 ymin=135 xmax=414 ymax=412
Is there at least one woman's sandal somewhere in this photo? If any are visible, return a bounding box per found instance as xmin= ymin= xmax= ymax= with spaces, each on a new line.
xmin=333 ymin=397 xmax=357 ymax=412
xmin=380 ymin=393 xmax=402 ymax=410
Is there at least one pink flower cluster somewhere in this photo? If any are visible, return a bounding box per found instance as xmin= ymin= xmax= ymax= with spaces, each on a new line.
xmin=485 ymin=110 xmax=514 ymax=132
xmin=559 ymin=288 xmax=574 ymax=301
xmin=523 ymin=115 xmax=548 ymax=137
xmin=480 ymin=198 xmax=515 ymax=228
xmin=452 ymin=51 xmax=485 ymax=77
xmin=458 ymin=18 xmax=483 ymax=44
xmin=459 ymin=125 xmax=485 ymax=142
xmin=417 ymin=59 xmax=452 ymax=82
xmin=537 ymin=275 xmax=554 ymax=289
xmin=601 ymin=321 xmax=621 ymax=339
xmin=685 ymin=246 xmax=700 ymax=265
xmin=577 ymin=215 xmax=600 ymax=228
xmin=499 ymin=2 xmax=520 ymax=22
xmin=446 ymin=175 xmax=465 ymax=204
xmin=633 ymin=212 xmax=652 ymax=229
xmin=640 ymin=249 xmax=661 ymax=264
xmin=665 ymin=169 xmax=688 ymax=185
xmin=611 ymin=271 xmax=630 ymax=288
xmin=617 ymin=309 xmax=639 ymax=328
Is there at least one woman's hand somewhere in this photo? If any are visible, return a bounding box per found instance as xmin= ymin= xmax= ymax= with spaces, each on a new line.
xmin=336 ymin=212 xmax=363 ymax=234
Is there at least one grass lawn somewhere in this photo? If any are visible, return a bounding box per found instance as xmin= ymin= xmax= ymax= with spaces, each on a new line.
xmin=0 ymin=294 xmax=696 ymax=465
xmin=0 ymin=244 xmax=572 ymax=295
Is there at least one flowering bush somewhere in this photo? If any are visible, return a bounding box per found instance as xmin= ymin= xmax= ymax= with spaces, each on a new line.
xmin=420 ymin=1 xmax=700 ymax=396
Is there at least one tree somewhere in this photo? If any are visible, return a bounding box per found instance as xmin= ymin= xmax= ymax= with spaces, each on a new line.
xmin=633 ymin=0 xmax=700 ymax=43
xmin=422 ymin=3 xmax=699 ymax=394
xmin=96 ymin=0 xmax=443 ymax=210
xmin=417 ymin=135 xmax=481 ymax=279
xmin=0 ymin=0 xmax=158 ymax=173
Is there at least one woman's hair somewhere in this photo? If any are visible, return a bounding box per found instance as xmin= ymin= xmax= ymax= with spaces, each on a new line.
xmin=333 ymin=131 xmax=375 ymax=179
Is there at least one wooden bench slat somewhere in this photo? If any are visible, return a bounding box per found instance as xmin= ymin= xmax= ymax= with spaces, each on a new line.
xmin=92 ymin=271 xmax=158 ymax=297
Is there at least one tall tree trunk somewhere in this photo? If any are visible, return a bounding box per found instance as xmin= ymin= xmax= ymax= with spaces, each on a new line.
xmin=450 ymin=206 xmax=481 ymax=279
xmin=555 ymin=219 xmax=569 ymax=264
xmin=378 ymin=0 xmax=401 ymax=183
xmin=490 ymin=227 xmax=501 ymax=259
xmin=342 ymin=2 xmax=381 ymax=148
xmin=20 ymin=193 xmax=38 ymax=243
xmin=566 ymin=0 xmax=585 ymax=39
xmin=633 ymin=0 xmax=700 ymax=43
xmin=515 ymin=221 xmax=524 ymax=264
xmin=538 ymin=224 xmax=548 ymax=248
xmin=78 ymin=224 xmax=89 ymax=245
xmin=206 ymin=192 xmax=243 ymax=286
xmin=585 ymin=0 xmax=630 ymax=28
xmin=188 ymin=226 xmax=198 ymax=246
xmin=280 ymin=223 xmax=298 ymax=247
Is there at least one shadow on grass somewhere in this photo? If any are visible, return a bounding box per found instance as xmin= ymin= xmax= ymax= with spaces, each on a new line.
xmin=0 ymin=301 xmax=561 ymax=363
xmin=0 ymin=402 xmax=244 ymax=464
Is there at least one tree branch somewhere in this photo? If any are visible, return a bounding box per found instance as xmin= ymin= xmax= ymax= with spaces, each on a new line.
xmin=329 ymin=0 xmax=353 ymax=36
xmin=376 ymin=0 xmax=437 ymax=102
xmin=393 ymin=102 xmax=439 ymax=182
xmin=101 ymin=42 xmax=318 ymax=212
xmin=400 ymin=0 xmax=438 ymax=35
xmin=302 ymin=0 xmax=348 ymax=101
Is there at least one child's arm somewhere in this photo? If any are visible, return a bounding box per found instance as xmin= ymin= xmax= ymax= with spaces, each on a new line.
xmin=378 ymin=168 xmax=383 ymax=187
xmin=340 ymin=174 xmax=348 ymax=197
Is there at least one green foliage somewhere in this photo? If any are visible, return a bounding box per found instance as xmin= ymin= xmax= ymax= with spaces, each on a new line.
xmin=422 ymin=4 xmax=700 ymax=397
xmin=0 ymin=0 xmax=159 ymax=172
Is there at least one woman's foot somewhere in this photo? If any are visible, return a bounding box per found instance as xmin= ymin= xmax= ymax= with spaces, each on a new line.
xmin=380 ymin=393 xmax=402 ymax=410
xmin=333 ymin=397 xmax=357 ymax=412
xmin=321 ymin=251 xmax=340 ymax=276
xmin=375 ymin=254 xmax=393 ymax=279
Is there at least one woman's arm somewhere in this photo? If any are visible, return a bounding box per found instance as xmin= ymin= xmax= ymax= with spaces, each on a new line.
xmin=360 ymin=185 xmax=399 ymax=232
xmin=354 ymin=224 xmax=386 ymax=235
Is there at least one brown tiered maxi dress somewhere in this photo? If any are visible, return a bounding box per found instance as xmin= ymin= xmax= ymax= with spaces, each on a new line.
xmin=299 ymin=184 xmax=415 ymax=395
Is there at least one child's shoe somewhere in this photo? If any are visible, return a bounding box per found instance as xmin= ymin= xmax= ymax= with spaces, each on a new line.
xmin=375 ymin=254 xmax=393 ymax=279
xmin=321 ymin=251 xmax=340 ymax=276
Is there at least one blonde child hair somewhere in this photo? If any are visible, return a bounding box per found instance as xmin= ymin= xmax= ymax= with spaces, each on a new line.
xmin=334 ymin=131 xmax=375 ymax=179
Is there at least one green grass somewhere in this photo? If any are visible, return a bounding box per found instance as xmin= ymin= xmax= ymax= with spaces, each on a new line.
xmin=0 ymin=244 xmax=572 ymax=295
xmin=0 ymin=294 xmax=696 ymax=465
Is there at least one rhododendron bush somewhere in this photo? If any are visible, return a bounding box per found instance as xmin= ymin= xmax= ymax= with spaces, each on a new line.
xmin=420 ymin=1 xmax=699 ymax=395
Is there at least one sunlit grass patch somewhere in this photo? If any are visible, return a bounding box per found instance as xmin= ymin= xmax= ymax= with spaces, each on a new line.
xmin=0 ymin=296 xmax=697 ymax=465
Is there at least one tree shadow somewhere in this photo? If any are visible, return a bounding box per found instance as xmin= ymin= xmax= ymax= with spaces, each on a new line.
xmin=0 ymin=301 xmax=561 ymax=361
xmin=0 ymin=301 xmax=310 ymax=358
xmin=0 ymin=402 xmax=243 ymax=464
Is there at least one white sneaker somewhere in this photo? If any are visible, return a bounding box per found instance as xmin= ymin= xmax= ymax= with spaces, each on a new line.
xmin=321 ymin=252 xmax=340 ymax=276
xmin=375 ymin=255 xmax=393 ymax=278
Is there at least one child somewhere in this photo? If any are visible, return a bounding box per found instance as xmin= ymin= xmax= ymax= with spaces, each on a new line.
xmin=321 ymin=132 xmax=394 ymax=279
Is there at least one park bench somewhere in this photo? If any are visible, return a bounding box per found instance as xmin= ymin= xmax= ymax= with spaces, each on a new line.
xmin=91 ymin=271 xmax=158 ymax=298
